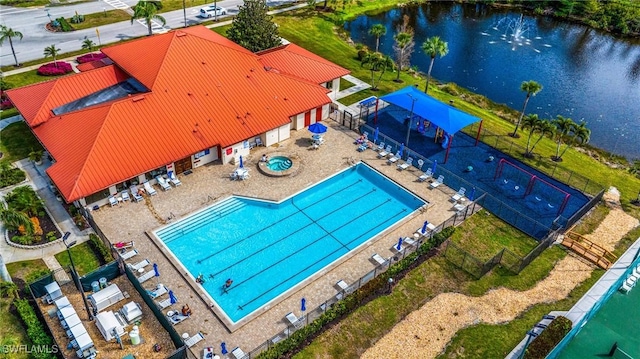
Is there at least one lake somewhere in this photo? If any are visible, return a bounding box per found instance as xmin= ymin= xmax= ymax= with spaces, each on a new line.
xmin=345 ymin=3 xmax=640 ymax=159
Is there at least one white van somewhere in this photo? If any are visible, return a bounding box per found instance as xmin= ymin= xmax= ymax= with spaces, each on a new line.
xmin=199 ymin=5 xmax=227 ymax=18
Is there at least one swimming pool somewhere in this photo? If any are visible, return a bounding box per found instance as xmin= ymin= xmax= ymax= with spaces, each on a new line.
xmin=154 ymin=163 xmax=425 ymax=325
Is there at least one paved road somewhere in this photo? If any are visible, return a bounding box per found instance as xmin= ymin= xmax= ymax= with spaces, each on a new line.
xmin=0 ymin=0 xmax=296 ymax=66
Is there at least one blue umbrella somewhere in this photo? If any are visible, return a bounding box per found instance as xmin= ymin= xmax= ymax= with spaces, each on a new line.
xmin=308 ymin=123 xmax=327 ymax=134
xmin=431 ymin=160 xmax=438 ymax=175
xmin=301 ymin=298 xmax=306 ymax=312
xmin=239 ymin=155 xmax=244 ymax=169
xmin=468 ymin=187 xmax=476 ymax=201
xmin=421 ymin=221 xmax=429 ymax=234
xmin=168 ymin=290 xmax=177 ymax=304
xmin=373 ymin=127 xmax=379 ymax=144
xmin=153 ymin=263 xmax=160 ymax=285
xmin=398 ymin=143 xmax=404 ymax=158
xmin=221 ymin=342 xmax=228 ymax=355
xmin=396 ymin=237 xmax=403 ymax=250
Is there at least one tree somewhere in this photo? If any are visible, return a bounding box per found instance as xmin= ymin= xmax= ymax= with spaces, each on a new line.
xmin=43 ymin=44 xmax=61 ymax=68
xmin=131 ymin=1 xmax=166 ymax=36
xmin=551 ymin=115 xmax=575 ymax=161
xmin=522 ymin=114 xmax=554 ymax=158
xmin=0 ymin=25 xmax=24 ymax=67
xmin=393 ymin=15 xmax=414 ymax=83
xmin=361 ymin=52 xmax=394 ymax=91
xmin=5 ymin=186 xmax=44 ymax=218
xmin=0 ymin=281 xmax=18 ymax=299
xmin=511 ymin=80 xmax=543 ymax=137
xmin=369 ymin=24 xmax=386 ymax=53
xmin=0 ymin=202 xmax=33 ymax=233
xmin=421 ymin=36 xmax=448 ymax=94
xmin=556 ymin=121 xmax=590 ymax=161
xmin=227 ymin=0 xmax=280 ymax=53
xmin=81 ymin=37 xmax=95 ymax=51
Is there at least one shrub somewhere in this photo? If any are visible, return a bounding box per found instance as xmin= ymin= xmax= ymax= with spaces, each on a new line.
xmin=70 ymin=12 xmax=84 ymax=24
xmin=55 ymin=17 xmax=74 ymax=32
xmin=0 ymin=167 xmax=26 ymax=188
xmin=11 ymin=234 xmax=34 ymax=245
xmin=1 ymin=98 xmax=13 ymax=109
xmin=442 ymin=82 xmax=461 ymax=96
xmin=37 ymin=62 xmax=73 ymax=76
xmin=25 ymin=269 xmax=52 ymax=284
xmin=89 ymin=233 xmax=114 ymax=263
xmin=76 ymin=52 xmax=107 ymax=64
xmin=46 ymin=231 xmax=57 ymax=242
xmin=14 ymin=299 xmax=56 ymax=359
xmin=524 ymin=316 xmax=572 ymax=359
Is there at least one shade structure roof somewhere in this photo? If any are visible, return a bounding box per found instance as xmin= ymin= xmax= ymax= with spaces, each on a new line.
xmin=379 ymin=86 xmax=481 ymax=135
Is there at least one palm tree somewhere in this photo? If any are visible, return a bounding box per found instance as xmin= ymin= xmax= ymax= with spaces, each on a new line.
xmin=0 ymin=202 xmax=33 ymax=233
xmin=552 ymin=115 xmax=575 ymax=161
xmin=0 ymin=25 xmax=24 ymax=67
xmin=361 ymin=52 xmax=394 ymax=91
xmin=43 ymin=44 xmax=61 ymax=68
xmin=393 ymin=31 xmax=413 ymax=82
xmin=522 ymin=115 xmax=554 ymax=158
xmin=421 ymin=36 xmax=448 ymax=93
xmin=556 ymin=121 xmax=590 ymax=161
xmin=131 ymin=1 xmax=166 ymax=36
xmin=81 ymin=37 xmax=95 ymax=52
xmin=0 ymin=281 xmax=18 ymax=299
xmin=368 ymin=24 xmax=386 ymax=53
xmin=511 ymin=80 xmax=543 ymax=137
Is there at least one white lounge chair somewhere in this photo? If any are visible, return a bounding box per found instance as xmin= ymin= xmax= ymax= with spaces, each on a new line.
xmin=129 ymin=185 xmax=143 ymax=202
xmin=620 ymin=278 xmax=634 ymax=293
xmin=376 ymin=142 xmax=385 ymax=151
xmin=337 ymin=280 xmax=349 ymax=292
xmin=285 ymin=312 xmax=303 ymax=329
xmin=378 ymin=145 xmax=392 ymax=158
xmin=147 ymin=284 xmax=167 ymax=298
xmin=398 ymin=157 xmax=413 ymax=170
xmin=157 ymin=296 xmax=176 ymax=309
xmin=387 ymin=152 xmax=401 ymax=164
xmin=120 ymin=191 xmax=131 ymax=202
xmin=451 ymin=187 xmax=466 ymax=202
xmin=372 ymin=253 xmax=387 ymax=266
xmin=120 ymin=249 xmax=138 ymax=260
xmin=156 ymin=176 xmax=171 ymax=191
xmin=184 ymin=332 xmax=204 ymax=348
xmin=128 ymin=259 xmax=150 ymax=271
xmin=143 ymin=181 xmax=157 ymax=196
xmin=416 ymin=221 xmax=436 ymax=236
xmin=137 ymin=270 xmax=155 ymax=284
xmin=109 ymin=196 xmax=118 ymax=207
xmin=430 ymin=175 xmax=444 ymax=189
xmin=404 ymin=237 xmax=417 ymax=247
xmin=419 ymin=168 xmax=433 ymax=182
xmin=357 ymin=142 xmax=369 ymax=152
xmin=168 ymin=172 xmax=182 ymax=186
xmin=629 ymin=265 xmax=640 ymax=280
xmin=416 ymin=158 xmax=424 ymax=170
xmin=453 ymin=203 xmax=467 ymax=213
xmin=167 ymin=313 xmax=188 ymax=325
xmin=231 ymin=347 xmax=247 ymax=359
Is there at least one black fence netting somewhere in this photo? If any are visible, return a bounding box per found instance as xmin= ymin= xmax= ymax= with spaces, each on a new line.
xmin=29 ymin=272 xmax=55 ymax=298
xmin=79 ymin=261 xmax=120 ymax=292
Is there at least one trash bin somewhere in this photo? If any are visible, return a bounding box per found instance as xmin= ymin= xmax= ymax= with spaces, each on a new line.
xmin=99 ymin=277 xmax=107 ymax=289
xmin=91 ymin=281 xmax=100 ymax=292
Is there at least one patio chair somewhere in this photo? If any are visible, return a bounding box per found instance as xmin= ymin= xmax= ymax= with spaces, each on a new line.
xmin=376 ymin=142 xmax=385 ymax=151
xmin=129 ymin=185 xmax=143 ymax=202
xmin=147 ymin=284 xmax=167 ymax=298
xmin=155 ymin=176 xmax=171 ymax=191
xmin=451 ymin=187 xmax=466 ymax=202
xmin=231 ymin=347 xmax=247 ymax=359
xmin=167 ymin=312 xmax=189 ymax=325
xmin=143 ymin=182 xmax=158 ymax=196
xmin=336 ymin=280 xmax=349 ymax=292
xmin=255 ymin=137 xmax=264 ymax=147
xmin=157 ymin=296 xmax=176 ymax=309
xmin=416 ymin=221 xmax=436 ymax=236
xmin=378 ymin=145 xmax=392 ymax=158
xmin=128 ymin=259 xmax=150 ymax=271
xmin=357 ymin=142 xmax=369 ymax=152
xmin=429 ymin=175 xmax=444 ymax=189
xmin=120 ymin=249 xmax=138 ymax=260
xmin=620 ymin=278 xmax=634 ymax=293
xmin=419 ymin=168 xmax=433 ymax=182
xmin=184 ymin=332 xmax=204 ymax=348
xmin=109 ymin=196 xmax=118 ymax=207
xmin=398 ymin=157 xmax=413 ymax=170
xmin=387 ymin=152 xmax=401 ymax=164
xmin=404 ymin=237 xmax=417 ymax=247
xmin=168 ymin=172 xmax=182 ymax=186
xmin=453 ymin=203 xmax=467 ymax=213
xmin=285 ymin=312 xmax=303 ymax=329
xmin=121 ymin=191 xmax=131 ymax=202
xmin=371 ymin=253 xmax=387 ymax=266
xmin=137 ymin=270 xmax=155 ymax=284
xmin=416 ymin=158 xmax=424 ymax=170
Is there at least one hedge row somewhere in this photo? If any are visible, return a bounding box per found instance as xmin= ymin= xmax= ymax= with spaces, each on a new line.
xmin=256 ymin=227 xmax=455 ymax=359
xmin=14 ymin=299 xmax=57 ymax=359
xmin=524 ymin=316 xmax=572 ymax=359
xmin=89 ymin=233 xmax=114 ymax=264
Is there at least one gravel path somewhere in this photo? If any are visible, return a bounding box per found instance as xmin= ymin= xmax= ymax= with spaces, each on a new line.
xmin=361 ymin=187 xmax=639 ymax=359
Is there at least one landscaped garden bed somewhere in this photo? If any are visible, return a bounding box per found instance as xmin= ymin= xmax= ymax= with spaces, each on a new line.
xmin=3 ymin=185 xmax=61 ymax=245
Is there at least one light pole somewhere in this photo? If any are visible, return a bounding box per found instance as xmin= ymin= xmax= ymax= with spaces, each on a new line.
xmin=182 ymin=0 xmax=187 ymax=28
xmin=387 ymin=277 xmax=394 ymax=294
xmin=405 ymin=94 xmax=417 ymax=148
xmin=45 ymin=9 xmax=52 ymax=23
xmin=63 ymin=232 xmax=93 ymax=320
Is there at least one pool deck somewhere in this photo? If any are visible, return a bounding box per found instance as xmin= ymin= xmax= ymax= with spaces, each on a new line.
xmin=91 ymin=120 xmax=467 ymax=355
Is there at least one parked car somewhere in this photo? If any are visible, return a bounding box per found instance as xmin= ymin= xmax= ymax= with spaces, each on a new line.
xmin=199 ymin=5 xmax=227 ymax=18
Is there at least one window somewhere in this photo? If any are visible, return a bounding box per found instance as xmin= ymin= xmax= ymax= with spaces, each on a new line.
xmin=85 ymin=188 xmax=111 ymax=205
xmin=145 ymin=166 xmax=167 ymax=181
xmin=326 ymin=81 xmax=333 ymax=89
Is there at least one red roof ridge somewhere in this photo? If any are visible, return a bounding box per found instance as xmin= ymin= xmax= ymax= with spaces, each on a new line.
xmin=259 ymin=43 xmax=346 ymax=71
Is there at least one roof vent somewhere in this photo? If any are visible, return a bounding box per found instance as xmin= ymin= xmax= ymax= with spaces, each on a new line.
xmin=132 ymin=95 xmax=145 ymax=102
xmin=176 ymin=32 xmax=187 ymax=37
xmin=264 ymin=66 xmax=272 ymax=71
xmin=250 ymin=68 xmax=255 ymax=72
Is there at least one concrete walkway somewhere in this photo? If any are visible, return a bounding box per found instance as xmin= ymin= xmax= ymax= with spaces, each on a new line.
xmin=0 ymin=114 xmax=22 ymax=131
xmin=334 ymin=74 xmax=372 ymax=100
xmin=42 ymin=255 xmax=71 ymax=283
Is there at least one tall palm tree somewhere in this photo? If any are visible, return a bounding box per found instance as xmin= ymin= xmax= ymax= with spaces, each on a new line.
xmin=522 ymin=115 xmax=554 ymax=158
xmin=557 ymin=121 xmax=590 ymax=161
xmin=393 ymin=31 xmax=413 ymax=82
xmin=368 ymin=24 xmax=386 ymax=53
xmin=43 ymin=44 xmax=61 ymax=68
xmin=361 ymin=52 xmax=394 ymax=90
xmin=0 ymin=25 xmax=24 ymax=67
xmin=0 ymin=202 xmax=33 ymax=233
xmin=421 ymin=36 xmax=448 ymax=93
xmin=552 ymin=115 xmax=575 ymax=161
xmin=131 ymin=1 xmax=166 ymax=36
xmin=81 ymin=37 xmax=95 ymax=52
xmin=512 ymin=80 xmax=542 ymax=137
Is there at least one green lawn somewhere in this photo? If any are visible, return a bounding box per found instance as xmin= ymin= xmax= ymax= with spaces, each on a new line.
xmin=0 ymin=121 xmax=43 ymax=162
xmin=71 ymin=10 xmax=131 ymax=30
xmin=3 ymin=69 xmax=64 ymax=89
xmin=54 ymin=242 xmax=101 ymax=276
xmin=6 ymin=259 xmax=49 ymax=282
xmin=0 ymin=107 xmax=19 ymax=120
xmin=340 ymin=76 xmax=356 ymax=91
xmin=0 ymin=0 xmax=50 ymax=7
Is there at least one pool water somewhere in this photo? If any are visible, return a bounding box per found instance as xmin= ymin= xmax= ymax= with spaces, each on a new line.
xmin=267 ymin=156 xmax=293 ymax=171
xmin=154 ymin=163 xmax=425 ymax=323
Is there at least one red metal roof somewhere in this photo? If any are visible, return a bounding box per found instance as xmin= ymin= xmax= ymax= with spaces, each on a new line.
xmin=9 ymin=27 xmax=340 ymax=203
xmin=258 ymin=43 xmax=350 ymax=84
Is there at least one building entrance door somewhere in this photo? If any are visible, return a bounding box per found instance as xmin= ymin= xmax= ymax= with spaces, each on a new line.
xmin=174 ymin=156 xmax=192 ymax=174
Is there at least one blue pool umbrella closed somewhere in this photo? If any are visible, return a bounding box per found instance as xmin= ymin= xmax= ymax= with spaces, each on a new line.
xmin=308 ymin=123 xmax=327 ymax=134
xmin=239 ymin=155 xmax=244 ymax=169
xmin=301 ymin=298 xmax=306 ymax=312
xmin=431 ymin=160 xmax=438 ymax=174
xmin=153 ymin=263 xmax=160 ymax=284
xmin=221 ymin=342 xmax=228 ymax=355
xmin=168 ymin=290 xmax=177 ymax=304
xmin=398 ymin=143 xmax=404 ymax=157
xmin=421 ymin=221 xmax=429 ymax=234
xmin=396 ymin=237 xmax=403 ymax=250
xmin=373 ymin=127 xmax=379 ymax=144
xmin=468 ymin=187 xmax=476 ymax=201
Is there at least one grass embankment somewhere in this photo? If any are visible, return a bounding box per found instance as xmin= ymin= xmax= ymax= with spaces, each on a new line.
xmin=54 ymin=242 xmax=101 ymax=276
xmin=0 ymin=121 xmax=43 ymax=162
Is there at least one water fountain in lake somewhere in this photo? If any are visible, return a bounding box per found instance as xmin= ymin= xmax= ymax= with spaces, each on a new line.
xmin=480 ymin=14 xmax=550 ymax=53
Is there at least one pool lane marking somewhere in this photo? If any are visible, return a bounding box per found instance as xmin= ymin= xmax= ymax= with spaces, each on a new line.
xmin=294 ymin=178 xmax=363 ymax=212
